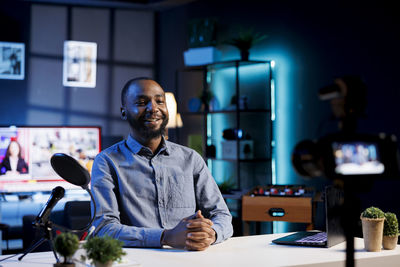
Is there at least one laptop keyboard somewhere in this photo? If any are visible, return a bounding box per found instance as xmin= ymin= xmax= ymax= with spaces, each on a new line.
xmin=296 ymin=232 xmax=327 ymax=244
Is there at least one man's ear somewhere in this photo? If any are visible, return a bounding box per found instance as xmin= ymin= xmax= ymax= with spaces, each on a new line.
xmin=121 ymin=107 xmax=127 ymax=120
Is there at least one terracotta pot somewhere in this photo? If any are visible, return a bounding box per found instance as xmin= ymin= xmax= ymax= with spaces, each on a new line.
xmin=361 ymin=217 xmax=385 ymax=252
xmin=382 ymin=235 xmax=398 ymax=250
xmin=240 ymin=49 xmax=249 ymax=61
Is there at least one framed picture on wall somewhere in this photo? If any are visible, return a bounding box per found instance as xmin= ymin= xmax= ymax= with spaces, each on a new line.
xmin=0 ymin=42 xmax=25 ymax=80
xmin=63 ymin=40 xmax=97 ymax=88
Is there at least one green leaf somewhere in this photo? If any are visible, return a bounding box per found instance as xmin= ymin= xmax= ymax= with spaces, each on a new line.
xmin=54 ymin=232 xmax=80 ymax=264
xmin=384 ymin=212 xmax=399 ymax=236
xmin=83 ymin=235 xmax=126 ymax=264
xmin=361 ymin=206 xmax=385 ymax=219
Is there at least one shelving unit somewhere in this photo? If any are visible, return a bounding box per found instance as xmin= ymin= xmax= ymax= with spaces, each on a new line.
xmin=175 ymin=60 xmax=275 ymax=220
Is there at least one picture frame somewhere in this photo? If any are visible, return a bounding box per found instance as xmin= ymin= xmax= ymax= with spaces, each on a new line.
xmin=0 ymin=41 xmax=25 ymax=80
xmin=63 ymin=40 xmax=97 ymax=88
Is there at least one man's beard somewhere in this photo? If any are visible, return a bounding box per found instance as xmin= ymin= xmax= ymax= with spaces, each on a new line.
xmin=128 ymin=114 xmax=168 ymax=139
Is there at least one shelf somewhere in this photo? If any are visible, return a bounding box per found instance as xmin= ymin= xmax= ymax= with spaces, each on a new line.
xmin=176 ymin=59 xmax=273 ymax=197
xmin=178 ymin=60 xmax=272 ymax=72
xmin=221 ymin=189 xmax=247 ymax=200
xmin=206 ymin=157 xmax=272 ymax=162
xmin=182 ymin=109 xmax=271 ymax=115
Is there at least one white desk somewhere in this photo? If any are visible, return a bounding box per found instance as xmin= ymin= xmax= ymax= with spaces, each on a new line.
xmin=0 ymin=233 xmax=399 ymax=267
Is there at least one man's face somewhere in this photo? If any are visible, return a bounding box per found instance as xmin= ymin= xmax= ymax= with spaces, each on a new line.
xmin=122 ymin=80 xmax=169 ymax=140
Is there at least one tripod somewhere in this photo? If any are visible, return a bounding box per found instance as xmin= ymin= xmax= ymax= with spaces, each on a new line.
xmin=18 ymin=220 xmax=59 ymax=262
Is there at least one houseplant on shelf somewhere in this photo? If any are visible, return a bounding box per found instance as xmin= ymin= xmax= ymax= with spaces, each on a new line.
xmin=226 ymin=28 xmax=268 ymax=61
xmin=53 ymin=232 xmax=80 ymax=267
xmin=82 ymin=235 xmax=126 ymax=267
xmin=383 ymin=212 xmax=399 ymax=250
xmin=360 ymin=206 xmax=385 ymax=252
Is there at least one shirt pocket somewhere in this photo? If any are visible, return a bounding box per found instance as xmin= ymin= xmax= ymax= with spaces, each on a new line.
xmin=166 ymin=175 xmax=196 ymax=208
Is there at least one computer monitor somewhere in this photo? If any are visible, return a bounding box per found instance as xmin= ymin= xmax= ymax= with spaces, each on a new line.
xmin=0 ymin=126 xmax=101 ymax=193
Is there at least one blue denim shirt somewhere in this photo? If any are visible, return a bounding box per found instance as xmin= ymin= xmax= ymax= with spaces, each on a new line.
xmin=91 ymin=135 xmax=233 ymax=247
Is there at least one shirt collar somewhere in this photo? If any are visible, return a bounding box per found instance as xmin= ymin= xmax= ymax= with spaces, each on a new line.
xmin=126 ymin=135 xmax=170 ymax=156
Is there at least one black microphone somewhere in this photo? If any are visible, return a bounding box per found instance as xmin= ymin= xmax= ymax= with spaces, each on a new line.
xmin=50 ymin=153 xmax=91 ymax=189
xmin=35 ymin=186 xmax=65 ymax=224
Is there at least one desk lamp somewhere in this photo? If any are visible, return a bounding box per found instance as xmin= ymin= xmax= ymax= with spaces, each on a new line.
xmin=165 ymin=92 xmax=183 ymax=139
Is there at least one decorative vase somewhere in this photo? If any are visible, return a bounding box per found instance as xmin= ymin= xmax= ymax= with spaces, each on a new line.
xmin=382 ymin=235 xmax=398 ymax=250
xmin=240 ymin=49 xmax=249 ymax=61
xmin=94 ymin=260 xmax=113 ymax=267
xmin=361 ymin=217 xmax=385 ymax=252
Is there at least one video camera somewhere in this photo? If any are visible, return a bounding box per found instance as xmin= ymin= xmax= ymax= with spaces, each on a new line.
xmin=291 ymin=76 xmax=400 ymax=180
xmin=290 ymin=75 xmax=400 ymax=267
xmin=292 ymin=132 xmax=400 ymax=180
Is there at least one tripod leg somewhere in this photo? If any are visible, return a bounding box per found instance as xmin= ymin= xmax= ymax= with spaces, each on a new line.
xmin=18 ymin=237 xmax=46 ymax=261
xmin=48 ymin=239 xmax=59 ymax=262
xmin=48 ymin=229 xmax=59 ymax=263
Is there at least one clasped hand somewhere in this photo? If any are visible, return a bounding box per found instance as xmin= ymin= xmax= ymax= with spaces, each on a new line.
xmin=161 ymin=210 xmax=216 ymax=251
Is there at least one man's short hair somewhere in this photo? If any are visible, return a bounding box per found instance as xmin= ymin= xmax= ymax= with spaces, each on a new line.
xmin=121 ymin=77 xmax=154 ymax=106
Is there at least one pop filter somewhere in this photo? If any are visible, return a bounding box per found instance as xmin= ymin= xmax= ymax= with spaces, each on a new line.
xmin=50 ymin=153 xmax=91 ymax=189
xmin=50 ymin=152 xmax=96 ymax=234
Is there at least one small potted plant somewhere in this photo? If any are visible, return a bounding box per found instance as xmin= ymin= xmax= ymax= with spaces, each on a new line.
xmin=53 ymin=232 xmax=80 ymax=267
xmin=226 ymin=28 xmax=268 ymax=61
xmin=82 ymin=235 xmax=126 ymax=267
xmin=218 ymin=179 xmax=235 ymax=194
xmin=360 ymin=206 xmax=385 ymax=251
xmin=383 ymin=212 xmax=399 ymax=250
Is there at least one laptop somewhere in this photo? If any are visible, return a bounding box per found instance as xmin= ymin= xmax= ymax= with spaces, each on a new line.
xmin=272 ymin=185 xmax=345 ymax=248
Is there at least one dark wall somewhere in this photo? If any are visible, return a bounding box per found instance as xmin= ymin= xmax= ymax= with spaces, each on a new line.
xmin=1 ymin=1 xmax=155 ymax=139
xmin=0 ymin=1 xmax=30 ymax=125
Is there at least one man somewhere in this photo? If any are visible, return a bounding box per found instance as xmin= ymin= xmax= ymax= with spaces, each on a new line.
xmin=91 ymin=77 xmax=233 ymax=251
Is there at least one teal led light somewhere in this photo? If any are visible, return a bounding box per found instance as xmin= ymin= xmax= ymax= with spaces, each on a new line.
xmin=207 ymin=113 xmax=212 ymax=145
xmin=207 ymin=113 xmax=213 ymax=178
xmin=206 ymin=70 xmax=212 ymax=84
xmin=270 ymin=60 xmax=276 ymax=184
xmin=251 ymin=47 xmax=297 ymax=234
xmin=270 ymin=61 xmax=276 ymax=122
xmin=257 ymin=50 xmax=296 ymax=186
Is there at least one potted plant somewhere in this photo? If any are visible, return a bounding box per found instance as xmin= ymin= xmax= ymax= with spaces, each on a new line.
xmin=53 ymin=232 xmax=80 ymax=267
xmin=226 ymin=28 xmax=268 ymax=61
xmin=82 ymin=235 xmax=126 ymax=267
xmin=360 ymin=206 xmax=385 ymax=251
xmin=383 ymin=212 xmax=399 ymax=250
xmin=218 ymin=179 xmax=235 ymax=194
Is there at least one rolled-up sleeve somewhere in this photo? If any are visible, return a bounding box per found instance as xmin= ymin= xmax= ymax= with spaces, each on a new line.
xmin=91 ymin=153 xmax=163 ymax=247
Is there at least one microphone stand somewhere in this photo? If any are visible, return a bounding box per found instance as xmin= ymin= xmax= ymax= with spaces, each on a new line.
xmin=16 ymin=188 xmax=95 ymax=262
xmin=18 ymin=218 xmax=59 ymax=262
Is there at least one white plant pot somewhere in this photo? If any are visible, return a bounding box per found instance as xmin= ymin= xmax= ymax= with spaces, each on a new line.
xmin=361 ymin=217 xmax=385 ymax=252
xmin=382 ymin=235 xmax=398 ymax=250
xmin=94 ymin=260 xmax=113 ymax=267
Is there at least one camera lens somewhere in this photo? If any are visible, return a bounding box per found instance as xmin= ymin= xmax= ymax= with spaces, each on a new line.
xmin=291 ymin=140 xmax=323 ymax=177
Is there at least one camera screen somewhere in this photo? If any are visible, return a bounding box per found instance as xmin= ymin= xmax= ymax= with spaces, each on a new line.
xmin=332 ymin=142 xmax=385 ymax=175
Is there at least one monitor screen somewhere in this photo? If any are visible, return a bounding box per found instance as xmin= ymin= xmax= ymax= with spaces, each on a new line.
xmin=332 ymin=141 xmax=385 ymax=175
xmin=0 ymin=126 xmax=101 ymax=192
